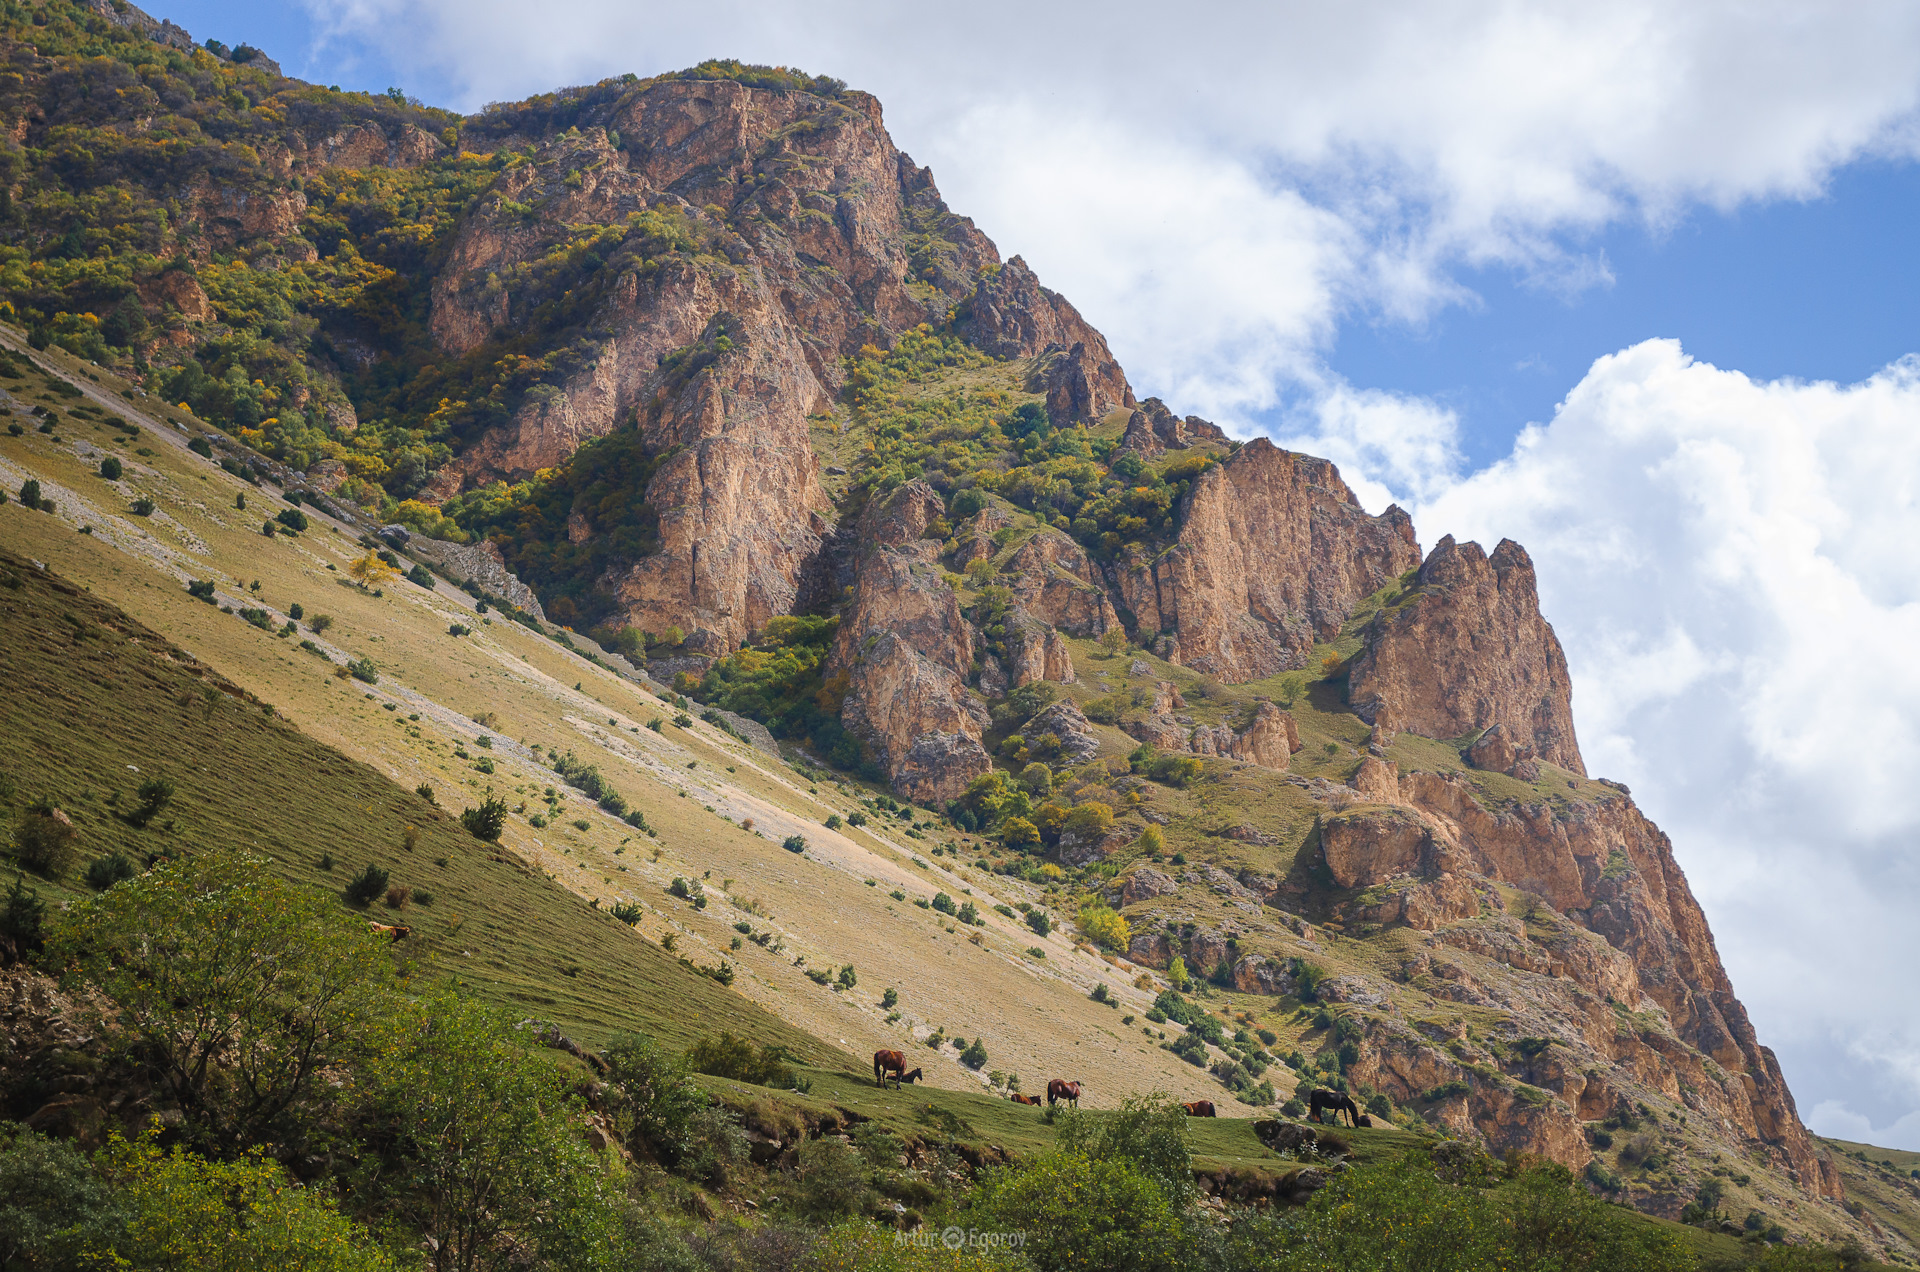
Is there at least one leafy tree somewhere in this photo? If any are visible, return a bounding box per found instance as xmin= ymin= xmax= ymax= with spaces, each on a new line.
xmin=359 ymin=988 xmax=627 ymax=1272
xmin=1055 ymin=1094 xmax=1196 ymax=1207
xmin=0 ymin=1122 xmax=125 ymax=1268
xmin=967 ymin=1150 xmax=1183 ymax=1272
xmin=1077 ymin=902 xmax=1131 ymax=952
xmin=347 ymin=551 xmax=397 ymax=590
xmin=49 ymin=851 xmax=396 ymax=1153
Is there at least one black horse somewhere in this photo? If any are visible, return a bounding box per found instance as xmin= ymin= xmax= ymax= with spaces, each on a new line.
xmin=1307 ymin=1088 xmax=1361 ymax=1128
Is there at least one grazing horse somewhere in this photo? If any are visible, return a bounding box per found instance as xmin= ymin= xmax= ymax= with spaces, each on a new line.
xmin=1009 ymin=1093 xmax=1042 ymax=1106
xmin=1182 ymin=1100 xmax=1217 ymax=1117
xmin=873 ymin=1050 xmax=923 ymax=1089
xmin=1307 ymin=1088 xmax=1361 ymax=1128
xmin=1047 ymin=1079 xmax=1082 ymax=1108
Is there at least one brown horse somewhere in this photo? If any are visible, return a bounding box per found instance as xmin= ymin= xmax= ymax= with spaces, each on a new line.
xmin=1182 ymin=1100 xmax=1217 ymax=1117
xmin=1307 ymin=1088 xmax=1360 ymax=1128
xmin=1355 ymin=1114 xmax=1373 ymax=1128
xmin=1047 ymin=1079 xmax=1082 ymax=1108
xmin=873 ymin=1049 xmax=923 ymax=1089
xmin=1009 ymin=1093 xmax=1042 ymax=1106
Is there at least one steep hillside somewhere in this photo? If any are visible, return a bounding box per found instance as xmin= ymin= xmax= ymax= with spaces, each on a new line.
xmin=0 ymin=3 xmax=1903 ymax=1263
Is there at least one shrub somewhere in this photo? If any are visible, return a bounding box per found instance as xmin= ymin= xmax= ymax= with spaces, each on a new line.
xmin=99 ymin=456 xmax=123 ymax=480
xmin=384 ymin=884 xmax=412 ymax=909
xmin=275 ymin=508 xmax=309 ymax=532
xmin=308 ymin=614 xmax=333 ymax=634
xmin=461 ymin=792 xmax=508 ymax=841
xmin=824 ymin=814 xmax=842 ymax=829
xmin=966 ymin=1150 xmax=1182 ymax=1272
xmin=957 ymin=900 xmax=981 ymax=925
xmin=782 ymin=834 xmax=808 ymax=854
xmin=415 ymin=783 xmax=436 ymax=804
xmin=837 ymin=965 xmax=857 ymax=990
xmin=959 ymin=1038 xmax=989 ymax=1069
xmin=83 ymin=852 xmax=137 ymax=891
xmin=13 ymin=803 xmax=77 ymax=877
xmin=685 ymin=1031 xmax=797 ymax=1088
xmin=120 ymin=776 xmax=175 ymax=828
xmin=931 ymin=891 xmax=957 ymax=915
xmin=347 ymin=657 xmax=378 ymax=684
xmin=343 ymin=862 xmax=390 ymax=905
xmin=0 ymin=875 xmax=47 ymax=961
xmin=882 ymin=988 xmax=899 ymax=1009
xmin=1026 ymin=907 xmax=1052 ymax=937
xmin=130 ymin=496 xmax=156 ymax=516
xmin=405 ymin=564 xmax=434 ymax=588
xmin=186 ymin=579 xmax=217 ymax=603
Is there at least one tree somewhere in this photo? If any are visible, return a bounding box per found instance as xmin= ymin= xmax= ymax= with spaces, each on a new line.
xmin=0 ymin=1122 xmax=125 ymax=1268
xmin=1099 ymin=627 xmax=1128 ymax=657
xmin=1077 ymin=902 xmax=1131 ymax=952
xmin=99 ymin=456 xmax=123 ymax=480
xmin=347 ymin=551 xmax=397 ymax=590
xmin=1001 ymin=815 xmax=1041 ymax=851
xmin=361 ymin=989 xmax=627 ymax=1272
xmin=49 ymin=850 xmax=396 ymax=1153
xmin=1167 ymin=955 xmax=1190 ymax=991
xmin=967 ymin=1150 xmax=1182 ymax=1272
xmin=461 ymin=791 xmax=508 ymax=841
xmin=601 ymin=1032 xmax=710 ymax=1168
xmin=1026 ymin=908 xmax=1052 ymax=938
xmin=1019 ymin=762 xmax=1053 ymax=795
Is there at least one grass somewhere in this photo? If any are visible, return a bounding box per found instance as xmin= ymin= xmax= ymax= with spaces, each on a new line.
xmin=0 ymin=546 xmax=825 ymax=1059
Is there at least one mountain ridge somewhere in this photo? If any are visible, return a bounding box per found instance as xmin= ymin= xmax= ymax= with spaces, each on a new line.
xmin=0 ymin=1 xmax=1898 ymax=1258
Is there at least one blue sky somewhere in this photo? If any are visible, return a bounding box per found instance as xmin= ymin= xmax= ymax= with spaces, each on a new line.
xmin=151 ymin=0 xmax=1920 ymax=1148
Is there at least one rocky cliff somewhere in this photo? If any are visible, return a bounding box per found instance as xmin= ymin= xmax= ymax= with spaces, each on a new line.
xmin=1349 ymin=535 xmax=1584 ymax=774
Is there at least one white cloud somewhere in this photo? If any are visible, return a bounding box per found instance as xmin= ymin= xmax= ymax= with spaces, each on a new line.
xmin=1403 ymin=341 xmax=1920 ymax=1146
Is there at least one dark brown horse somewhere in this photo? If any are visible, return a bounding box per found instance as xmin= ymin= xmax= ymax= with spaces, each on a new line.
xmin=873 ymin=1049 xmax=923 ymax=1089
xmin=1182 ymin=1100 xmax=1217 ymax=1117
xmin=1307 ymin=1088 xmax=1360 ymax=1128
xmin=1009 ymin=1093 xmax=1042 ymax=1106
xmin=1047 ymin=1079 xmax=1082 ymax=1108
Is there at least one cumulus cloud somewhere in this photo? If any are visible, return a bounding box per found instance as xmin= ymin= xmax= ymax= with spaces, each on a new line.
xmin=1402 ymin=342 xmax=1920 ymax=1146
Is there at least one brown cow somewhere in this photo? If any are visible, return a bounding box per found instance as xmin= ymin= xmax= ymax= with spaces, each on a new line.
xmin=368 ymin=921 xmax=411 ymax=941
xmin=1009 ymin=1093 xmax=1042 ymax=1106
xmin=873 ymin=1049 xmax=923 ymax=1089
xmin=1182 ymin=1100 xmax=1217 ymax=1117
xmin=1047 ymin=1079 xmax=1082 ymax=1108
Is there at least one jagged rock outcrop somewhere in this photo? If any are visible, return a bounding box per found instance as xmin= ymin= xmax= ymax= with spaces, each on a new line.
xmin=999 ymin=611 xmax=1077 ymax=689
xmin=957 ymin=256 xmax=1132 ymax=418
xmin=1018 ymin=700 xmax=1101 ymax=767
xmin=1112 ymin=440 xmax=1421 ymax=680
xmin=404 ymin=538 xmax=547 ymax=621
xmin=831 ymin=482 xmax=989 ymax=802
xmin=1349 ymin=536 xmax=1584 ymax=774
xmin=1127 ymin=684 xmax=1300 ymax=771
xmin=1466 ymin=722 xmax=1541 ymax=781
xmin=1003 ymin=531 xmax=1119 ymax=637
xmin=423 ymin=82 xmax=1121 ymax=651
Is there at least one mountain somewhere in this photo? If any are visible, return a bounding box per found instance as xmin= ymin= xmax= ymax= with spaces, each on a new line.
xmin=0 ymin=1 xmax=1905 ymax=1262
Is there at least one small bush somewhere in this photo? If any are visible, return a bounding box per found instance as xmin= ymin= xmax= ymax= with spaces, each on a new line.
xmin=460 ymin=792 xmax=508 ymax=841
xmin=959 ymin=1038 xmax=989 ymax=1069
xmin=405 ymin=564 xmax=434 ymax=588
xmin=931 ymin=892 xmax=957 ymax=915
xmin=611 ymin=902 xmax=643 ymax=925
xmin=275 ymin=508 xmax=309 ymax=532
xmin=83 ymin=853 xmax=137 ymax=891
xmin=130 ymin=497 xmax=155 ymax=516
xmin=783 ymin=835 xmax=807 ymax=854
xmin=384 ymin=883 xmax=412 ymax=909
xmin=824 ymin=814 xmax=842 ymax=829
xmin=347 ymin=657 xmax=378 ymax=684
xmin=98 ymin=456 xmax=122 ymax=480
xmin=415 ymin=783 xmax=436 ymax=804
xmin=13 ymin=804 xmax=77 ymax=877
xmin=343 ymin=862 xmax=389 ymax=905
xmin=0 ymin=875 xmax=46 ymax=960
xmin=308 ymin=614 xmax=332 ymax=634
xmin=686 ymin=1031 xmax=797 ymax=1088
xmin=1026 ymin=908 xmax=1052 ymax=937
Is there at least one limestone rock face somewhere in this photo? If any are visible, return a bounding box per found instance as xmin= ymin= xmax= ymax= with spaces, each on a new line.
xmin=422 ymin=81 xmax=1112 ymax=652
xmin=956 ymin=256 xmax=1133 ymax=416
xmin=1019 ymin=700 xmax=1101 ymax=767
xmin=1112 ymin=440 xmax=1421 ymax=681
xmin=1004 ymin=531 xmax=1119 ymax=637
xmin=1349 ymin=536 xmax=1584 ymax=774
xmin=405 ymin=538 xmax=547 ymax=622
xmin=832 ymin=482 xmax=989 ymax=801
xmin=1131 ymin=690 xmax=1299 ymax=772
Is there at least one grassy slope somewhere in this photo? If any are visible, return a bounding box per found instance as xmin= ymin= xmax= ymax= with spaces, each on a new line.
xmin=1823 ymin=1138 xmax=1920 ymax=1254
xmin=0 ymin=541 xmax=820 ymax=1059
xmin=0 ymin=330 xmax=1258 ymax=1117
